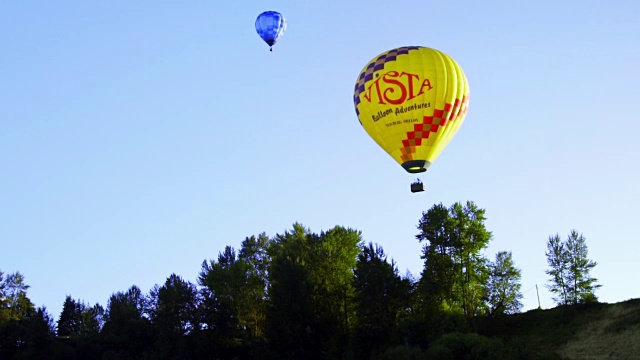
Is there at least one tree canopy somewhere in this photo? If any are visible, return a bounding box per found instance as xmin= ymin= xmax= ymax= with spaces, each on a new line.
xmin=0 ymin=201 xmax=602 ymax=359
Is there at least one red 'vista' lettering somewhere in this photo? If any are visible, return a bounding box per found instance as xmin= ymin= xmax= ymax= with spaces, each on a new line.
xmin=363 ymin=71 xmax=433 ymax=105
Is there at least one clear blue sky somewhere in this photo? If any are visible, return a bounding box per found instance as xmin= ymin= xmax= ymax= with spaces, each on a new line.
xmin=1 ymin=0 xmax=639 ymax=319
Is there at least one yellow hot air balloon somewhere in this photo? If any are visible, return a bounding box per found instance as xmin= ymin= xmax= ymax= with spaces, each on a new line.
xmin=353 ymin=46 xmax=470 ymax=191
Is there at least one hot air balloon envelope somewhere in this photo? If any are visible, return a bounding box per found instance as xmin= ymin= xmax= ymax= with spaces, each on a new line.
xmin=353 ymin=46 xmax=470 ymax=173
xmin=255 ymin=11 xmax=287 ymax=50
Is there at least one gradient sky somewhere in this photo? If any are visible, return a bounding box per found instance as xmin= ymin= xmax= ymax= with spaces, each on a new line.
xmin=2 ymin=0 xmax=639 ymax=319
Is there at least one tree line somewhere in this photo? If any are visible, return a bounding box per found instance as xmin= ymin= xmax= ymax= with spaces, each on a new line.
xmin=0 ymin=201 xmax=601 ymax=359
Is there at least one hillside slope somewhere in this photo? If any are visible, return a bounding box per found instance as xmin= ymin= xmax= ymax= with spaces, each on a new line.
xmin=479 ymin=298 xmax=640 ymax=359
xmin=559 ymin=298 xmax=640 ymax=359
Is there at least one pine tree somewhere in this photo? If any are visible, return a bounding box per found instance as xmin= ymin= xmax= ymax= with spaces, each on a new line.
xmin=57 ymin=295 xmax=82 ymax=337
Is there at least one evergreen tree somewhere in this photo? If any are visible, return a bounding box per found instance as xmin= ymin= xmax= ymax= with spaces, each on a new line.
xmin=353 ymin=242 xmax=413 ymax=360
xmin=57 ymin=295 xmax=83 ymax=337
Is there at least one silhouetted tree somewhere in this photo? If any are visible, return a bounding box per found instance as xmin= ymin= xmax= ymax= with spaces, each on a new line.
xmin=80 ymin=302 xmax=104 ymax=336
xmin=148 ymin=273 xmax=200 ymax=358
xmin=546 ymin=230 xmax=601 ymax=306
xmin=0 ymin=271 xmax=54 ymax=359
xmin=266 ymin=223 xmax=362 ymax=359
xmin=565 ymin=230 xmax=601 ymax=303
xmin=545 ymin=234 xmax=569 ymax=305
xmin=101 ymin=285 xmax=155 ymax=359
xmin=353 ymin=242 xmax=413 ymax=360
xmin=199 ymin=245 xmax=256 ymax=359
xmin=57 ymin=295 xmax=83 ymax=337
xmin=486 ymin=251 xmax=523 ymax=316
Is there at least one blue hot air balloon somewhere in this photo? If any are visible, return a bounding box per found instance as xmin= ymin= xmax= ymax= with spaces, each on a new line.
xmin=255 ymin=11 xmax=287 ymax=52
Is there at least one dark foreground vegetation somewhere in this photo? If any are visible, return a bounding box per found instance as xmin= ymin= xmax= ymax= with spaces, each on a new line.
xmin=1 ymin=201 xmax=614 ymax=359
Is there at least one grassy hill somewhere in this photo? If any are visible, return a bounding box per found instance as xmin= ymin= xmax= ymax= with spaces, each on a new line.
xmin=478 ymin=298 xmax=640 ymax=359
